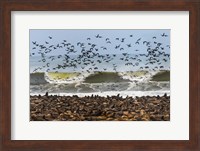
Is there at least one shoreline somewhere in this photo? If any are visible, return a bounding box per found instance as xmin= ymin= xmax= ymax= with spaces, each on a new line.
xmin=30 ymin=93 xmax=170 ymax=121
xmin=30 ymin=90 xmax=170 ymax=98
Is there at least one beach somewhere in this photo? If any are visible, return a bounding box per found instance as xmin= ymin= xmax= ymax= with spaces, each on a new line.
xmin=30 ymin=93 xmax=170 ymax=121
xmin=30 ymin=71 xmax=170 ymax=121
xmin=29 ymin=29 xmax=170 ymax=122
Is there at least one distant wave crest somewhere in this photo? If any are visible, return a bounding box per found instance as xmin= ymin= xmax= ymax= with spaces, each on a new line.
xmin=30 ymin=71 xmax=170 ymax=94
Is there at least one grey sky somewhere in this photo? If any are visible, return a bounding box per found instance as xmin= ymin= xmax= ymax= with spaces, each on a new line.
xmin=30 ymin=29 xmax=170 ymax=56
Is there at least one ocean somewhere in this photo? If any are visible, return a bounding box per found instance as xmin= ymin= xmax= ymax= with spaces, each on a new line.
xmin=30 ymin=54 xmax=170 ymax=73
xmin=30 ymin=54 xmax=170 ymax=96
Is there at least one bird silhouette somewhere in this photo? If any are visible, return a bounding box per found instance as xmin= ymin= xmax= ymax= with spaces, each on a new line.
xmin=161 ymin=33 xmax=168 ymax=37
xmin=30 ymin=31 xmax=170 ymax=74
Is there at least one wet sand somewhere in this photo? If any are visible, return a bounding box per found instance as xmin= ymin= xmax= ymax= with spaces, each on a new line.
xmin=30 ymin=93 xmax=170 ymax=121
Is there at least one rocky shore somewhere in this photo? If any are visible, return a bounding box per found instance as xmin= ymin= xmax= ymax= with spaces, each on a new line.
xmin=30 ymin=93 xmax=170 ymax=121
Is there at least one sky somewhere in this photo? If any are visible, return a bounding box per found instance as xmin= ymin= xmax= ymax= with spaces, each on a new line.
xmin=30 ymin=29 xmax=170 ymax=56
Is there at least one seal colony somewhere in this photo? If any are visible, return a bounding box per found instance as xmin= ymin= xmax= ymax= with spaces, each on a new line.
xmin=30 ymin=93 xmax=170 ymax=121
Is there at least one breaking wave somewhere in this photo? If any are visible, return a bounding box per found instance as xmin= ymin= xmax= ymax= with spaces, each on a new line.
xmin=30 ymin=71 xmax=170 ymax=94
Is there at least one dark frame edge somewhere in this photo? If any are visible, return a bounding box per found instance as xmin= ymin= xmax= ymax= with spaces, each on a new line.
xmin=0 ymin=6 xmax=2 ymax=151
xmin=189 ymin=4 xmax=200 ymax=151
xmin=1 ymin=1 xmax=12 ymax=151
xmin=0 ymin=1 xmax=3 ymax=151
xmin=0 ymin=0 xmax=200 ymax=151
xmin=197 ymin=3 xmax=200 ymax=151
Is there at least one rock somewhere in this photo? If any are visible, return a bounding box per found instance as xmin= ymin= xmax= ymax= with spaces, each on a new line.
xmin=96 ymin=116 xmax=106 ymax=120
xmin=130 ymin=112 xmax=136 ymax=115
xmin=44 ymin=114 xmax=52 ymax=120
xmin=51 ymin=112 xmax=59 ymax=118
xmin=57 ymin=107 xmax=65 ymax=113
xmin=107 ymin=113 xmax=114 ymax=117
xmin=34 ymin=99 xmax=42 ymax=104
xmin=123 ymin=111 xmax=129 ymax=115
xmin=106 ymin=118 xmax=114 ymax=121
xmin=163 ymin=114 xmax=170 ymax=121
xmin=140 ymin=110 xmax=145 ymax=116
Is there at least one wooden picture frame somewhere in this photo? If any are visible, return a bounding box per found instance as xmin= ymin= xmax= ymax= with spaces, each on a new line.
xmin=0 ymin=0 xmax=199 ymax=150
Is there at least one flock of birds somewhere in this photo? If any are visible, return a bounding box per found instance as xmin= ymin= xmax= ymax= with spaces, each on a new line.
xmin=30 ymin=33 xmax=170 ymax=74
